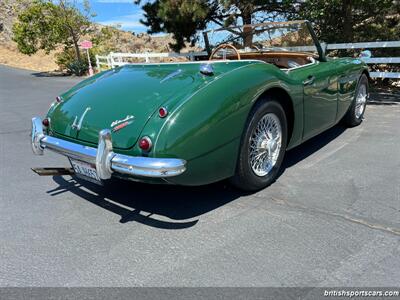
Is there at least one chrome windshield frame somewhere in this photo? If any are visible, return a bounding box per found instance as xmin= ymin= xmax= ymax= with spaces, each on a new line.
xmin=202 ymin=20 xmax=326 ymax=62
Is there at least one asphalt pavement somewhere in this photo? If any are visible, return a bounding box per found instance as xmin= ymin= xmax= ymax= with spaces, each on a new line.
xmin=0 ymin=65 xmax=399 ymax=287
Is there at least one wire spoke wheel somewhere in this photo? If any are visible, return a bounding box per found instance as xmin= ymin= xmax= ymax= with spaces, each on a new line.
xmin=355 ymin=83 xmax=367 ymax=119
xmin=231 ymin=99 xmax=287 ymax=191
xmin=249 ymin=113 xmax=282 ymax=177
xmin=343 ymin=74 xmax=368 ymax=128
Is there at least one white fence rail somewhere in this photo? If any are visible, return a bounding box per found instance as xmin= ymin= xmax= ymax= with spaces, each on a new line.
xmin=326 ymin=41 xmax=400 ymax=50
xmin=99 ymin=51 xmax=208 ymax=69
xmin=95 ymin=55 xmax=112 ymax=70
xmin=96 ymin=41 xmax=400 ymax=79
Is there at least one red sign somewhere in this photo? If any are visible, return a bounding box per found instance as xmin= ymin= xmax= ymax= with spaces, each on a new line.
xmin=80 ymin=40 xmax=92 ymax=49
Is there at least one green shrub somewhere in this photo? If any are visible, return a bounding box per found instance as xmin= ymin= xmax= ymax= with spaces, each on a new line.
xmin=56 ymin=48 xmax=75 ymax=71
xmin=67 ymin=60 xmax=88 ymax=76
xmin=56 ymin=47 xmax=96 ymax=76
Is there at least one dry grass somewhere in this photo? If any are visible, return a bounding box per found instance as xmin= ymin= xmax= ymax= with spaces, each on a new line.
xmin=0 ymin=42 xmax=59 ymax=72
xmin=0 ymin=33 xmax=199 ymax=72
xmin=0 ymin=0 xmax=197 ymax=72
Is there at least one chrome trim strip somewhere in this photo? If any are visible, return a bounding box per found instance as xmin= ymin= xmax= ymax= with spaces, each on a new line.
xmin=160 ymin=69 xmax=182 ymax=83
xmin=31 ymin=117 xmax=186 ymax=179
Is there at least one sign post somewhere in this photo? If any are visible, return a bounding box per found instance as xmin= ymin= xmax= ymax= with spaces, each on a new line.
xmin=80 ymin=40 xmax=93 ymax=76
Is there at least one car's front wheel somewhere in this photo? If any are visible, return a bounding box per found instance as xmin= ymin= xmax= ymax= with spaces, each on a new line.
xmin=231 ymin=99 xmax=288 ymax=191
xmin=343 ymin=74 xmax=368 ymax=127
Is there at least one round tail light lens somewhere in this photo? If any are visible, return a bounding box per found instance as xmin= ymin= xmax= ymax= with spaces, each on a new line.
xmin=158 ymin=107 xmax=168 ymax=118
xmin=139 ymin=136 xmax=152 ymax=151
xmin=42 ymin=118 xmax=50 ymax=127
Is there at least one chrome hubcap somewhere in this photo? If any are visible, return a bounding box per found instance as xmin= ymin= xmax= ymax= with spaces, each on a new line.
xmin=355 ymin=84 xmax=367 ymax=119
xmin=249 ymin=113 xmax=282 ymax=177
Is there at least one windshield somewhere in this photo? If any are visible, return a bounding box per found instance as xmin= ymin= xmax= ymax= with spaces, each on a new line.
xmin=203 ymin=21 xmax=319 ymax=56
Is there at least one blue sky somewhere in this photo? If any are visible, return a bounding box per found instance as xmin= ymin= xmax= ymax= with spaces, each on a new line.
xmin=77 ymin=0 xmax=147 ymax=33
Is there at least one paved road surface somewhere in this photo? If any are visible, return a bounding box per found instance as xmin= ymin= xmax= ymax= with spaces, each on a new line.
xmin=0 ymin=65 xmax=399 ymax=287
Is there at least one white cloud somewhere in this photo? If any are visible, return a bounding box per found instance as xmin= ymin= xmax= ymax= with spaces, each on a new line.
xmin=99 ymin=13 xmax=146 ymax=32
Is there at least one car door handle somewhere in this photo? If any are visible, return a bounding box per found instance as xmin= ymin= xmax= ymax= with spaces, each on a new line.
xmin=303 ymin=76 xmax=315 ymax=86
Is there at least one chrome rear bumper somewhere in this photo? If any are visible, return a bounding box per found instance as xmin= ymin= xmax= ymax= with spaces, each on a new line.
xmin=31 ymin=117 xmax=186 ymax=179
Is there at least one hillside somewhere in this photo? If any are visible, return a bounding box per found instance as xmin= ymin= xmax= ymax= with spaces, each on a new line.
xmin=0 ymin=0 xmax=180 ymax=72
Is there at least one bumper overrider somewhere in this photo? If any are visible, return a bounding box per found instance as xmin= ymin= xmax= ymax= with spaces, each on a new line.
xmin=31 ymin=117 xmax=186 ymax=179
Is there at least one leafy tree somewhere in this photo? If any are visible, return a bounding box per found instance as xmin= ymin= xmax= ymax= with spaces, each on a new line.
xmin=290 ymin=0 xmax=400 ymax=84
xmin=12 ymin=0 xmax=94 ymax=62
xmin=135 ymin=0 xmax=293 ymax=51
xmin=136 ymin=0 xmax=400 ymax=51
xmin=292 ymin=0 xmax=400 ymax=43
xmin=55 ymin=27 xmax=114 ymax=74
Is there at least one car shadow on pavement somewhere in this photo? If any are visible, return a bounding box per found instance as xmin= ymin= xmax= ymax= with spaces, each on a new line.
xmin=47 ymin=123 xmax=347 ymax=229
xmin=49 ymin=175 xmax=243 ymax=229
xmin=282 ymin=123 xmax=347 ymax=171
xmin=31 ymin=71 xmax=68 ymax=77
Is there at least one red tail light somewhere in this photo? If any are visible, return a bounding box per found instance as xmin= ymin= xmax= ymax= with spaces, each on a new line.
xmin=158 ymin=107 xmax=168 ymax=118
xmin=139 ymin=136 xmax=152 ymax=151
xmin=42 ymin=118 xmax=50 ymax=127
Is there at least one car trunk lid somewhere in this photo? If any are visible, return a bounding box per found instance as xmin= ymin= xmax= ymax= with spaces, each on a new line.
xmin=51 ymin=64 xmax=205 ymax=149
xmin=49 ymin=61 xmax=258 ymax=149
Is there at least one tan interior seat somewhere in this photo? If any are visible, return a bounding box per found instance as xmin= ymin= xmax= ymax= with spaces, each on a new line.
xmin=222 ymin=52 xmax=316 ymax=69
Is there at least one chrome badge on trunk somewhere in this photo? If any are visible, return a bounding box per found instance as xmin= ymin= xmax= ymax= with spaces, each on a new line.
xmin=110 ymin=115 xmax=135 ymax=132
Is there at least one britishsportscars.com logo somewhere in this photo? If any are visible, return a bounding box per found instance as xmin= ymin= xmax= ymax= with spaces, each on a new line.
xmin=324 ymin=289 xmax=399 ymax=298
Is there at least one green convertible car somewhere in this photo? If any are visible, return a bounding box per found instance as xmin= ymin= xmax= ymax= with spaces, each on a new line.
xmin=31 ymin=21 xmax=369 ymax=191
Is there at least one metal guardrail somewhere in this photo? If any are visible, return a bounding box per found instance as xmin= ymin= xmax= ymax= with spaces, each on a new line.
xmin=95 ymin=41 xmax=400 ymax=79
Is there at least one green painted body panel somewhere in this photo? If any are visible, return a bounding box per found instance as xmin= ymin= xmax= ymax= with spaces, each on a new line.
xmin=50 ymin=62 xmax=258 ymax=149
xmin=288 ymin=60 xmax=339 ymax=139
xmin=336 ymin=58 xmax=366 ymax=120
xmin=46 ymin=57 xmax=367 ymax=186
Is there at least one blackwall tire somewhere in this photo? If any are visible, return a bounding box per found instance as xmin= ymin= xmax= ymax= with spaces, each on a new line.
xmin=343 ymin=74 xmax=368 ymax=127
xmin=230 ymin=98 xmax=288 ymax=191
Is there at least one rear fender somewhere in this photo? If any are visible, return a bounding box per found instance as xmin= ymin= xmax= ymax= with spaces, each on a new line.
xmin=141 ymin=63 xmax=301 ymax=184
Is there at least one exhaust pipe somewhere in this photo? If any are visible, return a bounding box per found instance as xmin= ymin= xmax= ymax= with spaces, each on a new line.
xmin=31 ymin=167 xmax=74 ymax=176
